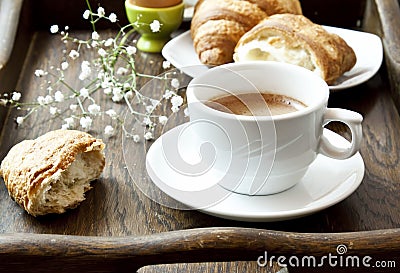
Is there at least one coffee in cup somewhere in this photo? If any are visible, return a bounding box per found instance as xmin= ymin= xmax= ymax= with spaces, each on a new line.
xmin=186 ymin=61 xmax=363 ymax=195
xmin=205 ymin=92 xmax=307 ymax=116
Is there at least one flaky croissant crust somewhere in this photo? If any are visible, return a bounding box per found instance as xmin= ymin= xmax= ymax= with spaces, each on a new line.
xmin=190 ymin=0 xmax=302 ymax=65
xmin=234 ymin=14 xmax=357 ymax=84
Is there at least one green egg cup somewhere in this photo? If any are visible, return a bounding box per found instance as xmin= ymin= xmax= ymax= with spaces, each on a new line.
xmin=125 ymin=1 xmax=184 ymax=53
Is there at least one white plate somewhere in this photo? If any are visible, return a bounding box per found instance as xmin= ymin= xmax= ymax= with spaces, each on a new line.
xmin=162 ymin=27 xmax=383 ymax=91
xmin=183 ymin=0 xmax=198 ymax=21
xmin=146 ymin=123 xmax=365 ymax=222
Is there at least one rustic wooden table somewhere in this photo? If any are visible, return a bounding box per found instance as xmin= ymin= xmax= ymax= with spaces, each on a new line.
xmin=0 ymin=0 xmax=399 ymax=272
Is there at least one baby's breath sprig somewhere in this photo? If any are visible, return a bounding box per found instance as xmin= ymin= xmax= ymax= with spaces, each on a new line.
xmin=0 ymin=2 xmax=183 ymax=142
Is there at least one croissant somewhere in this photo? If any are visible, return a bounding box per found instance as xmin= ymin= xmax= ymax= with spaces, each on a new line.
xmin=234 ymin=14 xmax=357 ymax=84
xmin=190 ymin=0 xmax=302 ymax=66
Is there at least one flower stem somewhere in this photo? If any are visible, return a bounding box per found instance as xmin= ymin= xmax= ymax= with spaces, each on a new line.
xmin=85 ymin=0 xmax=96 ymax=32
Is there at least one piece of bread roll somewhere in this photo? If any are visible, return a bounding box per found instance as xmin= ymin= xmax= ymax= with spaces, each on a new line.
xmin=0 ymin=130 xmax=105 ymax=216
xmin=190 ymin=0 xmax=302 ymax=66
xmin=233 ymin=14 xmax=357 ymax=84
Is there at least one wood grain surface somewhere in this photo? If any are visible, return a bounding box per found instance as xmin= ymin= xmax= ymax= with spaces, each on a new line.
xmin=0 ymin=0 xmax=399 ymax=272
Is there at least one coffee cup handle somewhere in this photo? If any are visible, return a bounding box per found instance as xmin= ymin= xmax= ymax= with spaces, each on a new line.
xmin=319 ymin=108 xmax=363 ymax=159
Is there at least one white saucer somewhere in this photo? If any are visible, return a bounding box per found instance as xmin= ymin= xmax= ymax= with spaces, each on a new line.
xmin=162 ymin=27 xmax=383 ymax=91
xmin=146 ymin=123 xmax=365 ymax=222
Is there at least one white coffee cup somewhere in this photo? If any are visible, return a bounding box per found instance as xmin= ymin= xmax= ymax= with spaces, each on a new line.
xmin=186 ymin=62 xmax=363 ymax=195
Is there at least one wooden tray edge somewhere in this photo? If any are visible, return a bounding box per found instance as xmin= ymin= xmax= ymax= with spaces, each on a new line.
xmin=1 ymin=227 xmax=399 ymax=272
xmin=365 ymin=0 xmax=400 ymax=110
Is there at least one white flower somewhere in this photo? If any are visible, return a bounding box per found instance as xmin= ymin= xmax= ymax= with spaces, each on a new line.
xmin=11 ymin=92 xmax=21 ymax=101
xmin=149 ymin=20 xmax=161 ymax=32
xmin=34 ymin=69 xmax=46 ymax=77
xmin=44 ymin=95 xmax=53 ymax=104
xmin=54 ymin=91 xmax=64 ymax=102
xmin=103 ymin=87 xmax=112 ymax=95
xmin=50 ymin=25 xmax=59 ymax=34
xmin=126 ymin=46 xmax=137 ymax=55
xmin=98 ymin=48 xmax=107 ymax=57
xmin=143 ymin=117 xmax=153 ymax=126
xmin=83 ymin=10 xmax=90 ymax=19
xmin=70 ymin=104 xmax=78 ymax=112
xmin=112 ymin=94 xmax=124 ymax=102
xmin=91 ymin=40 xmax=99 ymax=48
xmin=104 ymin=38 xmax=114 ymax=47
xmin=64 ymin=117 xmax=75 ymax=127
xmin=163 ymin=89 xmax=174 ymax=99
xmin=159 ymin=115 xmax=168 ymax=125
xmin=16 ymin=116 xmax=24 ymax=125
xmin=80 ymin=116 xmax=92 ymax=129
xmin=92 ymin=31 xmax=100 ymax=40
xmin=171 ymin=95 xmax=183 ymax=113
xmin=171 ymin=95 xmax=183 ymax=107
xmin=133 ymin=134 xmax=140 ymax=143
xmin=112 ymin=87 xmax=122 ymax=95
xmin=117 ymin=67 xmax=128 ymax=75
xmin=79 ymin=88 xmax=89 ymax=98
xmin=61 ymin=124 xmax=69 ymax=130
xmin=97 ymin=7 xmax=105 ymax=17
xmin=0 ymin=99 xmax=7 ymax=106
xmin=37 ymin=96 xmax=46 ymax=105
xmin=109 ymin=13 xmax=117 ymax=23
xmin=49 ymin=107 xmax=59 ymax=115
xmin=112 ymin=87 xmax=124 ymax=102
xmin=125 ymin=91 xmax=134 ymax=100
xmin=162 ymin=61 xmax=171 ymax=69
xmin=101 ymin=77 xmax=113 ymax=88
xmin=104 ymin=125 xmax=115 ymax=137
xmin=97 ymin=71 xmax=105 ymax=79
xmin=88 ymin=103 xmax=101 ymax=115
xmin=69 ymin=50 xmax=80 ymax=60
xmin=79 ymin=61 xmax=91 ymax=80
xmin=146 ymin=105 xmax=155 ymax=113
xmin=61 ymin=61 xmax=69 ymax=70
xmin=106 ymin=109 xmax=118 ymax=119
xmin=171 ymin=78 xmax=180 ymax=89
xmin=144 ymin=131 xmax=153 ymax=140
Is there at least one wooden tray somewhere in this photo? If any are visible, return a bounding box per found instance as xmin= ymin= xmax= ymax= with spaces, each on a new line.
xmin=1 ymin=0 xmax=399 ymax=272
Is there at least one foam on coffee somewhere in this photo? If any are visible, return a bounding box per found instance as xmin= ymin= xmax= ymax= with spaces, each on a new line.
xmin=205 ymin=92 xmax=307 ymax=116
